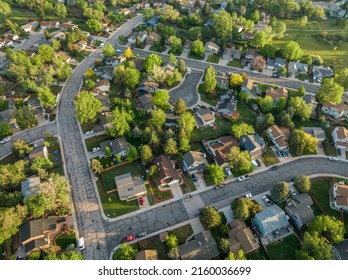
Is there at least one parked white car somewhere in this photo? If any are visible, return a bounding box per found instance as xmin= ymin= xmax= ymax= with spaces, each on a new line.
xmin=86 ymin=130 xmax=94 ymax=136
xmin=90 ymin=147 xmax=100 ymax=153
xmin=237 ymin=175 xmax=250 ymax=182
xmin=0 ymin=136 xmax=11 ymax=144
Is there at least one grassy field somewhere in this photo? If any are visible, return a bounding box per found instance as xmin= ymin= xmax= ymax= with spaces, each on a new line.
xmin=261 ymin=147 xmax=279 ymax=167
xmin=0 ymin=8 xmax=36 ymax=25
xmin=54 ymin=231 xmax=76 ymax=250
xmin=237 ymin=102 xmax=257 ymax=125
xmin=266 ymin=234 xmax=301 ymax=260
xmin=272 ymin=18 xmax=348 ymax=70
xmin=101 ymin=160 xmax=145 ymax=191
xmin=96 ymin=178 xmax=139 ymax=218
xmin=191 ymin=117 xmax=230 ymax=142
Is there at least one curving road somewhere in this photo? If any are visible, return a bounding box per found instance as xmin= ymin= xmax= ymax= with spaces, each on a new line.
xmin=57 ymin=15 xmax=144 ymax=260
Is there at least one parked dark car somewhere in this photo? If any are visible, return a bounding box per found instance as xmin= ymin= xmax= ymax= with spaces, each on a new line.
xmin=191 ymin=174 xmax=197 ymax=182
xmin=270 ymin=165 xmax=279 ymax=171
xmin=272 ymin=73 xmax=280 ymax=78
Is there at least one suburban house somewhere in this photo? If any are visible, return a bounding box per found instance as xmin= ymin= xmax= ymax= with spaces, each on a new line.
xmin=19 ymin=217 xmax=57 ymax=255
xmin=29 ymin=146 xmax=48 ymax=161
xmin=241 ymin=78 xmax=254 ymax=94
xmin=21 ymin=21 xmax=39 ymax=32
xmin=182 ymin=151 xmax=208 ymax=174
xmin=165 ymin=113 xmax=180 ymax=129
xmin=268 ymin=124 xmax=290 ymax=151
xmin=266 ymin=86 xmax=288 ymax=102
xmin=7 ymin=33 xmax=19 ymax=41
xmin=253 ymin=204 xmax=289 ymax=237
xmin=145 ymin=16 xmax=160 ymax=28
xmin=288 ymin=61 xmax=309 ymax=75
xmin=115 ymin=172 xmax=146 ymax=201
xmin=274 ymin=57 xmax=286 ymax=68
xmin=329 ymin=3 xmax=346 ymax=18
xmin=127 ymin=31 xmax=147 ymax=44
xmin=146 ymin=32 xmax=161 ymax=45
xmin=184 ymin=40 xmax=194 ymax=49
xmin=285 ymin=193 xmax=315 ymax=229
xmin=165 ymin=62 xmax=176 ymax=72
xmin=222 ymin=48 xmax=231 ymax=61
xmin=21 ymin=177 xmax=41 ymax=199
xmin=100 ymin=66 xmax=115 ymax=80
xmin=312 ymin=66 xmax=334 ymax=82
xmin=154 ymin=155 xmax=182 ymax=187
xmin=245 ymin=49 xmax=257 ymax=61
xmin=95 ymin=79 xmax=110 ymax=94
xmin=303 ymin=94 xmax=318 ymax=117
xmin=218 ymin=96 xmax=238 ymax=117
xmin=121 ymin=7 xmax=131 ymax=16
xmin=240 ymin=134 xmax=265 ymax=159
xmin=51 ymin=31 xmax=66 ymax=40
xmin=60 ymin=22 xmax=78 ymax=30
xmin=56 ymin=51 xmax=71 ymax=63
xmin=205 ymin=42 xmax=220 ymax=54
xmin=333 ymin=182 xmax=348 ymax=212
xmin=266 ymin=58 xmax=276 ymax=70
xmin=137 ymin=94 xmax=153 ymax=113
xmin=322 ymin=102 xmax=348 ymax=120
xmin=110 ymin=137 xmax=131 ymax=157
xmin=194 ymin=109 xmax=215 ymax=128
xmin=204 ymin=18 xmax=214 ymax=27
xmin=231 ymin=48 xmax=242 ymax=60
xmin=104 ymin=56 xmax=125 ymax=67
xmin=99 ymin=111 xmax=113 ymax=129
xmin=135 ymin=250 xmax=158 ymax=260
xmin=178 ymin=230 xmax=220 ymax=260
xmin=332 ymin=126 xmax=348 ymax=150
xmin=136 ymin=80 xmax=159 ymax=95
xmin=202 ymin=136 xmax=238 ymax=167
xmin=303 ymin=127 xmax=326 ymax=146
xmin=228 ymin=220 xmax=259 ymax=255
xmin=133 ymin=58 xmax=145 ymax=71
xmin=216 ymin=73 xmax=229 ymax=90
xmin=242 ymin=31 xmax=255 ymax=41
xmin=40 ymin=21 xmax=60 ymax=29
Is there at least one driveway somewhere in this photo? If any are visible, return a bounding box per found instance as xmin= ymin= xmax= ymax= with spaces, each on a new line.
xmin=169 ymin=69 xmax=202 ymax=107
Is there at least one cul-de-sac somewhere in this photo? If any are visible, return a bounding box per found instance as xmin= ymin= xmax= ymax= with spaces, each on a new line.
xmin=0 ymin=0 xmax=348 ymax=261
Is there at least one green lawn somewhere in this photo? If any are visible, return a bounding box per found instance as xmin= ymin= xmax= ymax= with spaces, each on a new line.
xmin=0 ymin=7 xmax=36 ymax=25
xmin=182 ymin=172 xmax=196 ymax=192
xmin=80 ymin=121 xmax=96 ymax=134
xmin=96 ymin=178 xmax=139 ymax=218
xmin=261 ymin=147 xmax=279 ymax=167
xmin=322 ymin=139 xmax=337 ymax=156
xmin=0 ymin=153 xmax=20 ymax=165
xmin=85 ymin=134 xmax=110 ymax=151
xmin=227 ymin=60 xmax=243 ymax=68
xmin=149 ymin=181 xmax=173 ymax=202
xmin=266 ymin=234 xmax=301 ymax=260
xmin=139 ymin=236 xmax=169 ymax=260
xmin=149 ymin=44 xmax=164 ymax=53
xmin=190 ymin=142 xmax=206 ymax=153
xmin=271 ymin=19 xmax=348 ymax=70
xmin=198 ymin=84 xmax=219 ymax=105
xmin=101 ymin=160 xmax=145 ymax=192
xmin=169 ymin=224 xmax=193 ymax=245
xmin=247 ymin=247 xmax=270 ymax=260
xmin=188 ymin=52 xmax=203 ymax=60
xmin=54 ymin=231 xmax=76 ymax=250
xmin=203 ymin=172 xmax=214 ymax=187
xmin=0 ymin=100 xmax=9 ymax=112
xmin=237 ymin=102 xmax=256 ymax=125
xmin=145 ymin=183 xmax=155 ymax=206
xmin=191 ymin=117 xmax=230 ymax=142
xmin=207 ymin=54 xmax=221 ymax=63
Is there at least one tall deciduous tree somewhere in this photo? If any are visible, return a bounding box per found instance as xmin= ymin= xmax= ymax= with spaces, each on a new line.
xmin=152 ymin=90 xmax=170 ymax=110
xmin=316 ymin=78 xmax=344 ymax=104
xmin=214 ymin=9 xmax=233 ymax=39
xmin=114 ymin=244 xmax=137 ymax=260
xmin=174 ymin=98 xmax=187 ymax=115
xmin=270 ymin=181 xmax=289 ymax=203
xmin=190 ymin=40 xmax=204 ymax=58
xmin=103 ymin=44 xmax=116 ymax=57
xmin=294 ymin=175 xmax=311 ymax=193
xmin=288 ymin=97 xmax=312 ymax=121
xmin=178 ymin=112 xmax=196 ymax=139
xmin=296 ymin=232 xmax=333 ymax=260
xmin=123 ymin=47 xmax=133 ymax=59
xmin=86 ymin=19 xmax=102 ymax=33
xmin=199 ymin=206 xmax=221 ymax=229
xmin=13 ymin=140 xmax=33 ymax=158
xmin=289 ymin=129 xmax=318 ymax=156
xmin=38 ymin=86 xmax=56 ymax=111
xmin=55 ymin=3 xmax=67 ymax=17
xmin=308 ymin=215 xmax=345 ymax=244
xmin=31 ymin=157 xmax=53 ymax=172
xmin=283 ymin=41 xmax=303 ymax=61
xmin=144 ymin=54 xmax=163 ymax=73
xmin=231 ymin=122 xmax=254 ymax=140
xmin=207 ymin=164 xmax=225 ymax=185
xmin=227 ymin=146 xmax=254 ymax=174
xmin=74 ymin=90 xmax=102 ymax=124
xmin=150 ymin=109 xmax=166 ymax=128
xmin=203 ymin=65 xmax=217 ymax=93
xmin=164 ymin=138 xmax=178 ymax=156
xmin=0 ymin=122 xmax=12 ymax=140
xmin=140 ymin=145 xmax=153 ymax=165
xmin=230 ymin=73 xmax=244 ymax=87
xmin=0 ymin=207 xmax=22 ymax=245
xmin=108 ymin=107 xmax=134 ymax=138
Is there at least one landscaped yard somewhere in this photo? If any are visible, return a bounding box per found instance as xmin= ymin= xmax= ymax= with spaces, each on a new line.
xmin=227 ymin=60 xmax=243 ymax=68
xmin=191 ymin=117 xmax=230 ymax=142
xmin=145 ymin=183 xmax=155 ymax=206
xmin=266 ymin=234 xmax=301 ymax=260
xmin=149 ymin=181 xmax=173 ymax=202
xmin=198 ymin=84 xmax=219 ymax=105
xmin=54 ymin=231 xmax=76 ymax=250
xmin=85 ymin=134 xmax=110 ymax=151
xmin=261 ymin=147 xmax=279 ymax=167
xmin=139 ymin=236 xmax=169 ymax=260
xmin=96 ymin=178 xmax=139 ymax=218
xmin=207 ymin=54 xmax=221 ymax=64
xmin=322 ymin=139 xmax=337 ymax=156
xmin=169 ymin=224 xmax=193 ymax=245
xmin=0 ymin=153 xmax=20 ymax=165
xmin=149 ymin=44 xmax=164 ymax=53
xmin=112 ymin=242 xmax=139 ymax=260
xmin=101 ymin=160 xmax=145 ymax=192
xmin=237 ymin=102 xmax=256 ymax=125
xmin=247 ymin=247 xmax=270 ymax=260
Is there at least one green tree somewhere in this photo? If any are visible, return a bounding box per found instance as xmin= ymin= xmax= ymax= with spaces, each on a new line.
xmin=178 ymin=59 xmax=187 ymax=74
xmin=0 ymin=160 xmax=28 ymax=191
xmin=207 ymin=164 xmax=225 ymax=185
xmin=165 ymin=233 xmax=178 ymax=252
xmin=289 ymin=129 xmax=318 ymax=156
xmin=85 ymin=79 xmax=95 ymax=90
xmin=144 ymin=54 xmax=163 ymax=73
xmin=199 ymin=206 xmax=221 ymax=229
xmin=308 ymin=215 xmax=345 ymax=244
xmin=298 ymin=86 xmax=306 ymax=96
xmin=334 ymin=68 xmax=348 ymax=90
xmin=272 ymin=21 xmax=286 ymax=38
xmin=108 ymin=107 xmax=134 ymax=138
xmin=230 ymin=73 xmax=244 ymax=87
xmin=25 ymin=193 xmax=54 ymax=218
xmin=142 ymin=7 xmax=154 ymax=20
xmin=260 ymin=44 xmax=277 ymax=59
xmin=278 ymin=111 xmax=295 ymax=130
xmin=124 ymin=47 xmax=133 ymax=60
xmin=104 ymin=146 xmax=111 ymax=158
xmin=257 ymin=96 xmax=274 ymax=113
xmin=227 ymin=146 xmax=254 ymax=174
xmin=84 ymin=68 xmax=95 ymax=78
xmin=213 ymin=9 xmax=233 ymax=39
xmin=140 ymin=145 xmax=153 ymax=165
xmin=126 ymin=146 xmax=139 ymax=162
xmin=174 ymin=98 xmax=187 ymax=115
xmin=164 ymin=138 xmax=178 ymax=156
xmin=252 ymin=10 xmax=260 ymax=23
xmin=114 ymin=64 xmax=140 ymax=90
xmin=74 ymin=90 xmax=102 ymax=124
xmin=226 ymin=250 xmax=247 ymax=260
xmin=190 ymin=40 xmax=204 ymax=58
xmin=169 ymin=53 xmax=177 ymax=64
xmin=202 ymin=3 xmax=211 ymax=16
xmin=103 ymin=44 xmax=116 ymax=57
xmin=270 ymin=181 xmax=289 ymax=203
xmin=31 ymin=157 xmax=53 ymax=172
xmin=38 ymin=86 xmax=56 ymax=111
xmin=178 ymin=112 xmax=196 ymax=139
xmin=0 ymin=0 xmax=12 ymax=17
xmin=0 ymin=207 xmax=22 ymax=245
xmin=288 ymin=96 xmax=312 ymax=121
xmin=300 ymin=15 xmax=308 ymax=27
xmin=232 ymin=198 xmax=263 ymax=221
xmin=203 ymin=65 xmax=217 ymax=93
xmin=55 ymin=3 xmax=67 ymax=17
xmin=168 ymin=35 xmax=182 ymax=53
xmin=255 ymin=113 xmax=274 ymax=133
xmin=114 ymin=244 xmax=138 ymax=260
xmin=316 ymin=78 xmax=344 ymax=104
xmin=218 ymin=238 xmax=230 ymax=255
xmin=294 ymin=175 xmax=311 ymax=193
xmin=37 ymin=44 xmax=55 ymax=63
xmin=253 ymin=31 xmax=269 ymax=48
xmin=231 ymin=122 xmax=254 ymax=140
xmin=91 ymin=159 xmax=103 ymax=174
xmin=296 ymin=231 xmax=333 ymax=260
xmin=152 ymin=89 xmax=170 ymax=110
xmin=86 ymin=19 xmax=102 ymax=33
xmin=0 ymin=122 xmax=12 ymax=140
xmin=283 ymin=41 xmax=303 ymax=61
xmin=150 ymin=109 xmax=166 ymax=128
xmin=13 ymin=140 xmax=33 ymax=158
xmin=179 ymin=137 xmax=191 ymax=152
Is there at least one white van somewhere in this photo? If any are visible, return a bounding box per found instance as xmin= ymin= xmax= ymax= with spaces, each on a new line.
xmin=78 ymin=237 xmax=85 ymax=251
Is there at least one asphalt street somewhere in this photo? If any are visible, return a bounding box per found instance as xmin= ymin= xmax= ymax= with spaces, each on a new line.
xmin=169 ymin=70 xmax=202 ymax=107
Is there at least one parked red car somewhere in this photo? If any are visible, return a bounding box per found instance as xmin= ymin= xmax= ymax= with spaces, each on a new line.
xmin=139 ymin=197 xmax=144 ymax=206
xmin=126 ymin=235 xmax=135 ymax=241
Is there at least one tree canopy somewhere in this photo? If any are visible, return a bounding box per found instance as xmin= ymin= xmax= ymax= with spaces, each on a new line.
xmin=74 ymin=90 xmax=102 ymax=124
xmin=232 ymin=198 xmax=263 ymax=221
xmin=207 ymin=164 xmax=225 ymax=185
xmin=294 ymin=175 xmax=311 ymax=193
xmin=199 ymin=206 xmax=221 ymax=229
xmin=227 ymin=146 xmax=254 ymax=175
xmin=270 ymin=181 xmax=289 ymax=203
xmin=114 ymin=244 xmax=137 ymax=260
xmin=289 ymin=129 xmax=318 ymax=156
xmin=231 ymin=122 xmax=254 ymax=140
xmin=316 ymin=78 xmax=344 ymax=104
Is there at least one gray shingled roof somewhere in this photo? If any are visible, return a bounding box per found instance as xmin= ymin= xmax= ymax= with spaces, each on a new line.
xmin=254 ymin=205 xmax=289 ymax=235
